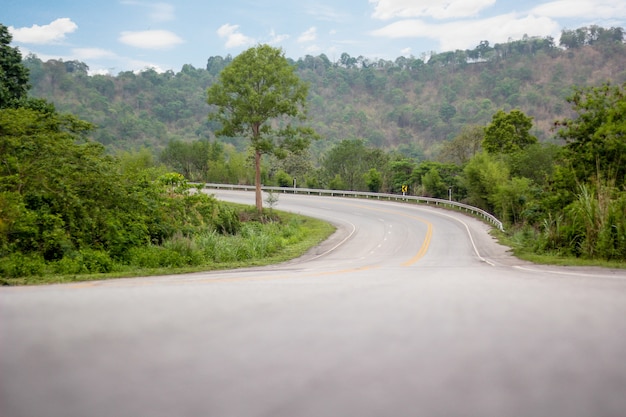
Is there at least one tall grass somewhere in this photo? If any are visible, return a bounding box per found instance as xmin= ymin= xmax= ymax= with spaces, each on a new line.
xmin=507 ymin=180 xmax=626 ymax=263
xmin=568 ymin=182 xmax=626 ymax=260
xmin=1 ymin=212 xmax=335 ymax=285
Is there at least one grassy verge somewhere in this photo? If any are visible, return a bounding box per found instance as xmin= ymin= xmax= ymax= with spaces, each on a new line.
xmin=0 ymin=208 xmax=335 ymax=286
xmin=492 ymin=229 xmax=626 ymax=269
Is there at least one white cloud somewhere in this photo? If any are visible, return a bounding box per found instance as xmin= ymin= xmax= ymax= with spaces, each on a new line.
xmin=88 ymin=58 xmax=166 ymax=76
xmin=401 ymin=47 xmax=412 ymax=55
xmin=267 ymin=29 xmax=289 ymax=45
xmin=370 ymin=0 xmax=496 ymax=20
xmin=135 ymin=64 xmax=167 ymax=74
xmin=217 ymin=24 xmax=255 ymax=48
xmin=371 ymin=13 xmax=561 ymax=51
xmin=119 ymin=30 xmax=184 ymax=49
xmin=9 ymin=18 xmax=78 ymax=44
xmin=298 ymin=27 xmax=317 ymax=43
xmin=530 ymin=0 xmax=626 ymax=20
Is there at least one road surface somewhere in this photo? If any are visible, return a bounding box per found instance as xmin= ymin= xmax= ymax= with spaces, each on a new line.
xmin=1 ymin=190 xmax=625 ymax=417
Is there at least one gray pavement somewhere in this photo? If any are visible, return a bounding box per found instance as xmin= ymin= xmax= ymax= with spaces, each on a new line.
xmin=1 ymin=191 xmax=625 ymax=417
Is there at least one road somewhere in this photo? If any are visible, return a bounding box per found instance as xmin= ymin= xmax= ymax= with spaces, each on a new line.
xmin=1 ymin=190 xmax=626 ymax=417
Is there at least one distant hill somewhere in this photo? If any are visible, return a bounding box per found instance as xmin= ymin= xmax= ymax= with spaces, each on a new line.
xmin=24 ymin=26 xmax=626 ymax=160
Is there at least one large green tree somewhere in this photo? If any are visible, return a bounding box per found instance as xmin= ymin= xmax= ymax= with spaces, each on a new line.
xmin=557 ymin=82 xmax=626 ymax=187
xmin=207 ymin=44 xmax=317 ymax=212
xmin=483 ymin=109 xmax=537 ymax=154
xmin=0 ymin=24 xmax=31 ymax=108
xmin=322 ymin=139 xmax=389 ymax=191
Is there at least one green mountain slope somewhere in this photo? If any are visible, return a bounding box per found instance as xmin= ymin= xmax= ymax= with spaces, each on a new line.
xmin=24 ymin=29 xmax=626 ymax=160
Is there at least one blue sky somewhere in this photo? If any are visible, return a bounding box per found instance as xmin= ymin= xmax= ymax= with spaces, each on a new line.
xmin=4 ymin=0 xmax=626 ymax=75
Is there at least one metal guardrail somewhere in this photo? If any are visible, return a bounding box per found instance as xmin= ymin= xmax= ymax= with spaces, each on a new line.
xmin=202 ymin=183 xmax=504 ymax=231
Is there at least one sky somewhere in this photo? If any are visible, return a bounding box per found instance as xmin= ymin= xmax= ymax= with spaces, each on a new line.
xmin=3 ymin=0 xmax=626 ymax=75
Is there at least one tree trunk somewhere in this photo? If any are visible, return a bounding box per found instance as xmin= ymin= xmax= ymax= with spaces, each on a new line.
xmin=255 ymin=149 xmax=263 ymax=213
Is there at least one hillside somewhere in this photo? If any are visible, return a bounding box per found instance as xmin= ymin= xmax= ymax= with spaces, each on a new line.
xmin=24 ymin=28 xmax=626 ymax=160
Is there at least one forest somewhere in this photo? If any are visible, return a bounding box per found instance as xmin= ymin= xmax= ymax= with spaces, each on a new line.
xmin=24 ymin=25 xmax=626 ymax=159
xmin=3 ymin=24 xmax=626 ymax=273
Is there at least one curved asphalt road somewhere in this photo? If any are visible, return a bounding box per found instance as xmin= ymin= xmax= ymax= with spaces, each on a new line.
xmin=1 ymin=190 xmax=626 ymax=417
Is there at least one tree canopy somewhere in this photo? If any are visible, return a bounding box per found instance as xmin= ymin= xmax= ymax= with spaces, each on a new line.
xmin=557 ymin=82 xmax=626 ymax=187
xmin=483 ymin=109 xmax=537 ymax=154
xmin=207 ymin=44 xmax=318 ymax=211
xmin=0 ymin=24 xmax=30 ymax=108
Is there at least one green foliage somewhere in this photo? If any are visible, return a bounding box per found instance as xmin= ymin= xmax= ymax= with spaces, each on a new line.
xmin=274 ymin=170 xmax=293 ymax=187
xmin=0 ymin=24 xmax=30 ymax=108
xmin=564 ymin=183 xmax=626 ymax=259
xmin=557 ymin=82 xmax=626 ymax=187
xmin=19 ymin=26 xmax=626 ymax=162
xmin=214 ymin=205 xmax=241 ymax=235
xmin=463 ymin=152 xmax=510 ymax=214
xmin=388 ymin=158 xmax=416 ymax=193
xmin=483 ymin=109 xmax=537 ymax=154
xmin=364 ymin=168 xmax=383 ymax=192
xmin=0 ymin=252 xmax=45 ymax=278
xmin=560 ymin=26 xmax=624 ymax=49
xmin=322 ymin=139 xmax=390 ymax=191
xmin=421 ymin=168 xmax=447 ymax=198
xmin=160 ymin=139 xmax=212 ymax=181
xmin=439 ymin=125 xmax=484 ymax=165
xmin=7 ymin=26 xmax=626 ymax=266
xmin=0 ymin=74 xmax=296 ymax=279
xmin=207 ymin=44 xmax=318 ymax=211
xmin=328 ymin=174 xmax=347 ymax=190
xmin=409 ymin=161 xmax=462 ymax=199
xmin=505 ymin=143 xmax=562 ymax=185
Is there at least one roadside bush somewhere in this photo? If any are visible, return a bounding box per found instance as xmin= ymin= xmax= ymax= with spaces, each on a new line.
xmin=240 ymin=223 xmax=279 ymax=257
xmin=214 ymin=205 xmax=241 ymax=235
xmin=279 ymin=218 xmax=305 ymax=244
xmin=128 ymin=242 xmax=203 ymax=269
xmin=210 ymin=237 xmax=238 ymax=263
xmin=128 ymin=245 xmax=164 ymax=269
xmin=0 ymin=253 xmax=46 ymax=278
xmin=162 ymin=234 xmax=204 ymax=266
xmin=275 ymin=170 xmax=293 ymax=187
xmin=50 ymin=254 xmax=84 ymax=275
xmin=78 ymin=249 xmax=116 ymax=273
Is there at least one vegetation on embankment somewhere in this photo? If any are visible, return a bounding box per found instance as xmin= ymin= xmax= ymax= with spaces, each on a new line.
xmin=0 ymin=103 xmax=334 ymax=285
xmin=1 ymin=25 xmax=335 ymax=285
xmin=0 ymin=205 xmax=335 ymax=286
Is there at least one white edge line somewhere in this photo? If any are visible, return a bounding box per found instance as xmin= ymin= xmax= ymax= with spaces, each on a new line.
xmin=307 ymin=219 xmax=357 ymax=261
xmin=414 ymin=208 xmax=496 ymax=266
xmin=512 ymin=265 xmax=626 ymax=279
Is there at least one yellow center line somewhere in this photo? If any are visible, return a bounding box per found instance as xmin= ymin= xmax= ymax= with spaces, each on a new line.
xmin=401 ymin=221 xmax=433 ymax=266
xmin=64 ymin=200 xmax=431 ymax=289
xmin=329 ymin=200 xmax=434 ymax=267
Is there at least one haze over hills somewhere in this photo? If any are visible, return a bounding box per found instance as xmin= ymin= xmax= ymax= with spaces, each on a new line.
xmin=24 ymin=26 xmax=626 ymax=160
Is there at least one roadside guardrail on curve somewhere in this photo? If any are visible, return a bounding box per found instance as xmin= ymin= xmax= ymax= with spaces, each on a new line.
xmin=202 ymin=183 xmax=504 ymax=231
